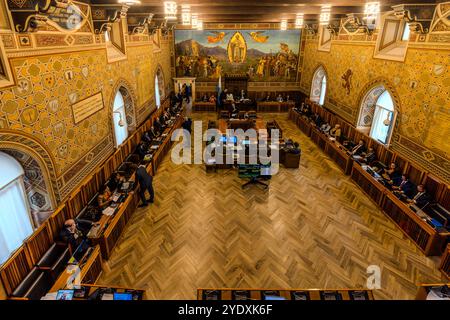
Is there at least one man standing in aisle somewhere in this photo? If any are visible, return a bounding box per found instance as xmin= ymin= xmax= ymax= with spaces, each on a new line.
xmin=134 ymin=164 xmax=154 ymax=207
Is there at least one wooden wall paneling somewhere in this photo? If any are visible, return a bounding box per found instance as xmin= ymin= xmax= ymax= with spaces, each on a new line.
xmin=0 ymin=247 xmax=33 ymax=296
xmin=24 ymin=223 xmax=52 ymax=265
xmin=439 ymin=187 xmax=450 ymax=211
xmin=423 ymin=174 xmax=443 ymax=203
xmin=406 ymin=163 xmax=425 ymax=187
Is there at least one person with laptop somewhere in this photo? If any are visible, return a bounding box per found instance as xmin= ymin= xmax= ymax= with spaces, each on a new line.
xmin=60 ymin=219 xmax=97 ymax=250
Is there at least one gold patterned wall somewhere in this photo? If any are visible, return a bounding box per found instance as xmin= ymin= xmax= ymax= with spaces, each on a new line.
xmin=0 ymin=38 xmax=173 ymax=201
xmin=300 ymin=40 xmax=450 ymax=182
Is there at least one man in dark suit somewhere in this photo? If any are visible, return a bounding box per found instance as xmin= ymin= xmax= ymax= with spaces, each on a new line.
xmin=134 ymin=164 xmax=154 ymax=207
xmin=136 ymin=141 xmax=148 ymax=160
xmin=60 ymin=219 xmax=95 ymax=250
xmin=351 ymin=140 xmax=367 ymax=156
xmin=392 ymin=174 xmax=415 ymax=199
xmin=408 ymin=184 xmax=431 ymax=208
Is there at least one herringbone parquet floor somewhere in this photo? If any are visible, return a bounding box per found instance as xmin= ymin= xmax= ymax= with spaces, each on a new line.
xmin=99 ymin=112 xmax=443 ymax=300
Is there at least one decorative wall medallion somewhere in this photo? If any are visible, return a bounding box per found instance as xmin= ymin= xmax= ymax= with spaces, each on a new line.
xmin=65 ymin=70 xmax=74 ymax=81
xmin=14 ymin=79 xmax=32 ymax=96
xmin=65 ymin=35 xmax=75 ymax=45
xmin=42 ymin=74 xmax=56 ymax=89
xmin=53 ymin=122 xmax=65 ymax=137
xmin=410 ymin=80 xmax=418 ymax=89
xmin=20 ymin=107 xmax=39 ymax=125
xmin=68 ymin=92 xmax=78 ymax=103
xmin=30 ymin=192 xmax=46 ymax=208
xmin=81 ymin=66 xmax=89 ymax=78
xmin=47 ymin=99 xmax=59 ymax=113
xmin=433 ymin=65 xmax=445 ymax=76
xmin=18 ymin=35 xmax=31 ymax=47
xmin=428 ymin=84 xmax=439 ymax=95
xmin=57 ymin=144 xmax=68 ymax=158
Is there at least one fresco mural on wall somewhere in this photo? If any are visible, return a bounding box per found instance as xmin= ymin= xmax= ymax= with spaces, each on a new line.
xmin=174 ymin=29 xmax=301 ymax=81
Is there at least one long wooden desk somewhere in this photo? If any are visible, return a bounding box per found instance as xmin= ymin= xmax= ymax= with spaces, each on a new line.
xmin=49 ymin=245 xmax=103 ymax=292
xmin=415 ymin=283 xmax=450 ymax=300
xmin=193 ymin=101 xmax=216 ymax=112
xmin=218 ymin=118 xmax=266 ymax=134
xmin=351 ymin=163 xmax=447 ymax=256
xmin=257 ymin=101 xmax=294 ymax=112
xmin=197 ymin=288 xmax=374 ymax=300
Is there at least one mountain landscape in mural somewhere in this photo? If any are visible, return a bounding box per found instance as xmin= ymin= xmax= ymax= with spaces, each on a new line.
xmin=174 ymin=29 xmax=301 ymax=81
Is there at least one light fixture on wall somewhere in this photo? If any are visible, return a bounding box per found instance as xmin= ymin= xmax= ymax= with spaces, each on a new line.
xmin=280 ymin=19 xmax=288 ymax=31
xmin=181 ymin=4 xmax=191 ymax=25
xmin=295 ymin=13 xmax=304 ymax=29
xmin=191 ymin=13 xmax=198 ymax=28
xmin=164 ymin=1 xmax=177 ymax=20
xmin=319 ymin=4 xmax=332 ymax=26
xmin=113 ymin=111 xmax=125 ymax=127
xmin=363 ymin=2 xmax=380 ymax=27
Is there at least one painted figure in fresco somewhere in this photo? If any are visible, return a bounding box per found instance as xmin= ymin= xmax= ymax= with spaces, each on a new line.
xmin=207 ymin=31 xmax=228 ymax=43
xmin=248 ymin=31 xmax=269 ymax=43
xmin=256 ymin=57 xmax=266 ymax=77
xmin=229 ymin=33 xmax=246 ymax=63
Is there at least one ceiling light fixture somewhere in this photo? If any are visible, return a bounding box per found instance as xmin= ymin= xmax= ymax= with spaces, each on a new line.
xmin=295 ymin=13 xmax=304 ymax=28
xmin=319 ymin=4 xmax=332 ymax=26
xmin=164 ymin=1 xmax=177 ymax=20
xmin=181 ymin=5 xmax=191 ymax=25
xmin=117 ymin=0 xmax=141 ymax=5
xmin=363 ymin=2 xmax=380 ymax=26
xmin=280 ymin=19 xmax=288 ymax=31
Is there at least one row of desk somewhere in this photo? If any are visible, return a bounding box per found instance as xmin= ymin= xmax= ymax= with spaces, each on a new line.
xmin=256 ymin=101 xmax=295 ymax=113
xmin=48 ymin=112 xmax=185 ymax=296
xmin=197 ymin=288 xmax=374 ymax=300
xmin=288 ymin=109 xmax=449 ymax=259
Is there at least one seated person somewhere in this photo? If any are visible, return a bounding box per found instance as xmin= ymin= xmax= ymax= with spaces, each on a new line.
xmin=381 ymin=162 xmax=402 ymax=185
xmin=136 ymin=141 xmax=149 ymax=160
xmin=289 ymin=142 xmax=301 ymax=155
xmin=239 ymin=89 xmax=246 ymax=101
xmin=264 ymin=94 xmax=271 ymax=102
xmin=182 ymin=117 xmax=192 ymax=133
xmin=97 ymin=185 xmax=113 ymax=209
xmin=60 ymin=219 xmax=96 ymax=249
xmin=351 ymin=139 xmax=366 ymax=156
xmin=320 ymin=122 xmax=331 ymax=134
xmin=408 ymin=184 xmax=431 ymax=208
xmin=392 ymin=174 xmax=415 ymax=199
xmin=201 ymin=94 xmax=209 ymax=102
xmin=361 ymin=147 xmax=376 ymax=165
xmin=209 ymin=95 xmax=216 ymax=104
xmin=311 ymin=113 xmax=323 ymax=127
xmin=154 ymin=118 xmax=164 ymax=133
xmin=286 ymin=95 xmax=290 ymax=102
xmin=142 ymin=131 xmax=152 ymax=144
xmin=108 ymin=172 xmax=126 ymax=192
xmin=329 ymin=124 xmax=342 ymax=139
xmin=226 ymin=91 xmax=234 ymax=101
xmin=276 ymin=94 xmax=283 ymax=102
xmin=149 ymin=126 xmax=159 ymax=139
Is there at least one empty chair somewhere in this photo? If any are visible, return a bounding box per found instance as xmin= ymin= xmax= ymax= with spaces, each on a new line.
xmin=36 ymin=243 xmax=71 ymax=281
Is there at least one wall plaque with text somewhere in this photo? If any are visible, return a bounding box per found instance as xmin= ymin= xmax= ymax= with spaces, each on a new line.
xmin=72 ymin=92 xmax=104 ymax=124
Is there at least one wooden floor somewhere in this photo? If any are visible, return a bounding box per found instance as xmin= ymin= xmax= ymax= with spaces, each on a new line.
xmin=99 ymin=112 xmax=443 ymax=300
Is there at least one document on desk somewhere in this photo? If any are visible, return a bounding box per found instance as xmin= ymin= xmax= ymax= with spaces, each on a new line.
xmin=151 ymin=145 xmax=159 ymax=150
xmin=102 ymin=206 xmax=116 ymax=216
xmin=111 ymin=193 xmax=120 ymax=203
xmin=101 ymin=293 xmax=114 ymax=300
xmin=41 ymin=292 xmax=57 ymax=300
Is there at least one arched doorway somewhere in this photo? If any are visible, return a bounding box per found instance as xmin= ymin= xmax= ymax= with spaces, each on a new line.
xmin=310 ymin=66 xmax=327 ymax=106
xmin=358 ymin=84 xmax=397 ymax=145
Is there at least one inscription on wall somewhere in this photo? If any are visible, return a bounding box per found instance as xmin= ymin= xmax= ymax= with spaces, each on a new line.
xmin=71 ymin=92 xmax=104 ymax=124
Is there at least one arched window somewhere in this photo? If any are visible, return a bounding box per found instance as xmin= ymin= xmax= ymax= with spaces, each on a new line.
xmin=358 ymin=85 xmax=396 ymax=145
xmin=370 ymin=90 xmax=395 ymax=144
xmin=155 ymin=74 xmax=161 ymax=108
xmin=311 ymin=66 xmax=327 ymax=106
xmin=113 ymin=90 xmax=128 ymax=147
xmin=0 ymin=152 xmax=33 ymax=265
xmin=402 ymin=23 xmax=410 ymax=41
